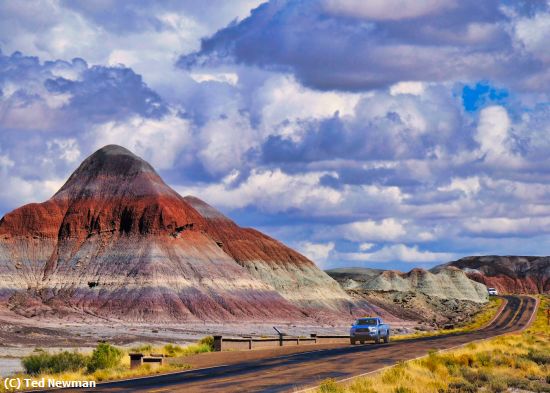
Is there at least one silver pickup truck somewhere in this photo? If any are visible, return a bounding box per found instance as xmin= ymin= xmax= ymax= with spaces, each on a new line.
xmin=350 ymin=317 xmax=390 ymax=345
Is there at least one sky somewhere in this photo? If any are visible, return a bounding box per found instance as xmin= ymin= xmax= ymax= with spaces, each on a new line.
xmin=0 ymin=0 xmax=549 ymax=271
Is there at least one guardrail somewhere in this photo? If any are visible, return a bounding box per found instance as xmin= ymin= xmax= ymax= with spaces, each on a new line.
xmin=213 ymin=334 xmax=350 ymax=351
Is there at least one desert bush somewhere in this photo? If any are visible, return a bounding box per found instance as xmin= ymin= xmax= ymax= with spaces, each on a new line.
xmin=474 ymin=352 xmax=491 ymax=367
xmin=525 ymin=349 xmax=550 ymax=365
xmin=487 ymin=377 xmax=507 ymax=393
xmin=319 ymin=378 xmax=344 ymax=393
xmin=163 ymin=344 xmax=183 ymax=357
xmin=130 ymin=344 xmax=153 ymax=353
xmin=446 ymin=381 xmax=476 ymax=393
xmin=423 ymin=351 xmax=443 ymax=373
xmin=394 ymin=386 xmax=412 ymax=393
xmin=87 ymin=343 xmax=122 ymax=372
xmin=22 ymin=350 xmax=88 ymax=375
xmin=163 ymin=341 xmax=214 ymax=358
xmin=198 ymin=335 xmax=215 ymax=351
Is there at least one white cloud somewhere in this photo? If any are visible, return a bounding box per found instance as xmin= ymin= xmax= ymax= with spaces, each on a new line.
xmin=47 ymin=138 xmax=81 ymax=163
xmin=257 ymin=75 xmax=360 ymax=138
xmin=438 ymin=177 xmax=481 ymax=196
xmin=297 ymin=241 xmax=335 ymax=267
xmin=197 ymin=114 xmax=256 ymax=175
xmin=0 ymin=175 xmax=63 ymax=207
xmin=462 ymin=216 xmax=550 ymax=236
xmin=340 ymin=244 xmax=454 ymax=263
xmin=475 ymin=106 xmax=514 ymax=161
xmin=339 ymin=218 xmax=407 ymax=242
xmin=92 ymin=112 xmax=192 ymax=170
xmin=359 ymin=242 xmax=375 ymax=251
xmin=512 ymin=11 xmax=550 ymax=63
xmin=179 ymin=169 xmax=342 ymax=212
xmin=389 ymin=81 xmax=426 ymax=96
xmin=190 ymin=72 xmax=239 ymax=85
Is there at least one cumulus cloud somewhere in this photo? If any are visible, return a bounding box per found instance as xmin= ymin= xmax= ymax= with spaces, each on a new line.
xmin=1 ymin=1 xmax=550 ymax=272
xmin=462 ymin=217 xmax=550 ymax=237
xmin=180 ymin=0 xmax=550 ymax=91
xmin=91 ymin=113 xmax=192 ymax=170
xmin=296 ymin=241 xmax=335 ymax=267
xmin=338 ymin=219 xmax=407 ymax=242
xmin=339 ymin=244 xmax=454 ymax=264
xmin=0 ymin=0 xmax=265 ymax=92
xmin=179 ymin=169 xmax=342 ymax=213
xmin=475 ymin=106 xmax=513 ymax=161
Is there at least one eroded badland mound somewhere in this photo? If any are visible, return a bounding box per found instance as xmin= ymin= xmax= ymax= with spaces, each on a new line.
xmin=432 ymin=256 xmax=550 ymax=294
xmin=0 ymin=145 xmax=374 ymax=324
xmin=326 ymin=267 xmax=489 ymax=326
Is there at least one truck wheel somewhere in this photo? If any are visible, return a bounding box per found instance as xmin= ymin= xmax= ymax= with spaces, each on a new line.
xmin=350 ymin=338 xmax=356 ymax=345
xmin=360 ymin=340 xmax=365 ymax=344
xmin=384 ymin=333 xmax=390 ymax=343
xmin=375 ymin=337 xmax=380 ymax=344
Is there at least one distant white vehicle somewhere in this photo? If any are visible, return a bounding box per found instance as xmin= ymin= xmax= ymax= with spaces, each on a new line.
xmin=487 ymin=287 xmax=498 ymax=296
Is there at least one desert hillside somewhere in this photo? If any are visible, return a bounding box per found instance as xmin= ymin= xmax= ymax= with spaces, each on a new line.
xmin=327 ymin=267 xmax=489 ymax=326
xmin=432 ymin=256 xmax=550 ymax=294
xmin=0 ymin=145 xmax=377 ymax=324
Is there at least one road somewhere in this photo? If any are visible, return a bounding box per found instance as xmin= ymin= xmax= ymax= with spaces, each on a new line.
xmin=46 ymin=295 xmax=537 ymax=393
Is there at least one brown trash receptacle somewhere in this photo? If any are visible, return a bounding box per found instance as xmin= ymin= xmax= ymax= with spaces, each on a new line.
xmin=129 ymin=353 xmax=144 ymax=369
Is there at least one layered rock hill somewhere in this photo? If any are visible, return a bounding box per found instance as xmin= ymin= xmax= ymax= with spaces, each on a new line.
xmin=0 ymin=145 xmax=369 ymax=323
xmin=326 ymin=267 xmax=488 ymax=326
xmin=327 ymin=267 xmax=488 ymax=303
xmin=432 ymin=256 xmax=550 ymax=294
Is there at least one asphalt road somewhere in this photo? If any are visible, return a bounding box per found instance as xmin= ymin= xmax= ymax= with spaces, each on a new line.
xmin=45 ymin=295 xmax=537 ymax=393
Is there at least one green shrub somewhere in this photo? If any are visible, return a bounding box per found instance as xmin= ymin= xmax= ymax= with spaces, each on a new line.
xmin=87 ymin=343 xmax=122 ymax=372
xmin=394 ymin=386 xmax=413 ymax=393
xmin=22 ymin=350 xmax=88 ymax=375
xmin=163 ymin=344 xmax=183 ymax=357
xmin=198 ymin=336 xmax=215 ymax=351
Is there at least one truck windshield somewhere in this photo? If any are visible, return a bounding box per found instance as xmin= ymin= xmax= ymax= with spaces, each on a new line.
xmin=356 ymin=318 xmax=377 ymax=326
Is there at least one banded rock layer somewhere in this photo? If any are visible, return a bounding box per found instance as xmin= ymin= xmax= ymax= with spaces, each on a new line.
xmin=0 ymin=145 xmax=360 ymax=323
xmin=432 ymin=256 xmax=550 ymax=294
xmin=327 ymin=267 xmax=488 ymax=303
